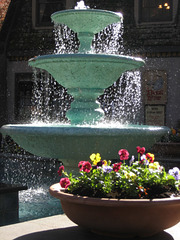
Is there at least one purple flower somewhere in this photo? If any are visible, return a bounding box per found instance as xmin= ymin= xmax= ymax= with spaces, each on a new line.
xmin=103 ymin=165 xmax=113 ymax=173
xmin=140 ymin=154 xmax=149 ymax=165
xmin=168 ymin=167 xmax=180 ymax=180
xmin=129 ymin=155 xmax=135 ymax=165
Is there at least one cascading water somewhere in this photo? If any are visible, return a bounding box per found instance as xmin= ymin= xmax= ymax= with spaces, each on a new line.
xmin=31 ymin=69 xmax=73 ymax=123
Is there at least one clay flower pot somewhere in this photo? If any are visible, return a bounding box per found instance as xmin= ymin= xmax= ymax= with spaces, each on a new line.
xmin=49 ymin=183 xmax=180 ymax=238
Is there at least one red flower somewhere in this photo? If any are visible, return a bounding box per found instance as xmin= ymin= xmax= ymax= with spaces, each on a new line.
xmin=146 ymin=153 xmax=154 ymax=163
xmin=82 ymin=161 xmax=92 ymax=173
xmin=136 ymin=146 xmax=145 ymax=155
xmin=57 ymin=165 xmax=64 ymax=176
xmin=118 ymin=149 xmax=129 ymax=161
xmin=113 ymin=162 xmax=122 ymax=172
xmin=78 ymin=161 xmax=85 ymax=171
xmin=60 ymin=178 xmax=71 ymax=188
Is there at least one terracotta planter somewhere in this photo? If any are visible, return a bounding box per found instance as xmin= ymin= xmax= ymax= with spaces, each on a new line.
xmin=152 ymin=142 xmax=180 ymax=157
xmin=49 ymin=183 xmax=180 ymax=238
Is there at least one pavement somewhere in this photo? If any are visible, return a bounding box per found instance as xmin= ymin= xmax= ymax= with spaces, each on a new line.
xmin=0 ymin=214 xmax=180 ymax=240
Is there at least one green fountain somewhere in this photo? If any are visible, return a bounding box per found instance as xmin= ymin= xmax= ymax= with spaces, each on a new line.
xmin=1 ymin=6 xmax=169 ymax=169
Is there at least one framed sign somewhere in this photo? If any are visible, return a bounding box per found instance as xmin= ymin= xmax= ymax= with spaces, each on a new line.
xmin=142 ymin=70 xmax=167 ymax=104
xmin=145 ymin=105 xmax=165 ymax=126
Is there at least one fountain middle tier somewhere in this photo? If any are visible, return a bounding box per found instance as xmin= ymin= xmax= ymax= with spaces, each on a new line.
xmin=29 ymin=54 xmax=144 ymax=124
xmin=1 ymin=124 xmax=169 ymax=169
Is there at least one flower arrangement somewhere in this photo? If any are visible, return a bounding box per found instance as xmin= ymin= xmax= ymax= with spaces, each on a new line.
xmin=57 ymin=146 xmax=180 ymax=199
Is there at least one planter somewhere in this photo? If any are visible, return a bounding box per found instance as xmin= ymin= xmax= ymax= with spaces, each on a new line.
xmin=49 ymin=183 xmax=180 ymax=238
xmin=152 ymin=142 xmax=180 ymax=157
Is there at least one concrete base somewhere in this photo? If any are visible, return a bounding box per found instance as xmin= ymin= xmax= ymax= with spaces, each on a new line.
xmin=0 ymin=214 xmax=180 ymax=240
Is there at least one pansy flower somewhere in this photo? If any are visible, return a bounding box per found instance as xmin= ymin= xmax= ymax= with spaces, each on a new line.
xmin=146 ymin=153 xmax=155 ymax=163
xmin=118 ymin=149 xmax=129 ymax=161
xmin=169 ymin=167 xmax=180 ymax=180
xmin=90 ymin=153 xmax=101 ymax=165
xmin=102 ymin=165 xmax=113 ymax=173
xmin=60 ymin=177 xmax=71 ymax=188
xmin=78 ymin=161 xmax=85 ymax=171
xmin=57 ymin=165 xmax=64 ymax=176
xmin=113 ymin=162 xmax=122 ymax=172
xmin=82 ymin=161 xmax=92 ymax=173
xmin=139 ymin=154 xmax=149 ymax=165
xmin=149 ymin=161 xmax=161 ymax=170
xmin=136 ymin=146 xmax=146 ymax=155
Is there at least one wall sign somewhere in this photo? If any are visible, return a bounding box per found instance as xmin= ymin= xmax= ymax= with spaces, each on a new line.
xmin=143 ymin=70 xmax=167 ymax=105
xmin=145 ymin=105 xmax=165 ymax=126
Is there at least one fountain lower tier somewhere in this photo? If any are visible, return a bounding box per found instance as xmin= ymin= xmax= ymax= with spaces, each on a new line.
xmin=1 ymin=124 xmax=169 ymax=168
xmin=29 ymin=54 xmax=144 ymax=124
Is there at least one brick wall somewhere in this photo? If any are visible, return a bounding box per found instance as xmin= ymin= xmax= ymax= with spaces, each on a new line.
xmin=0 ymin=0 xmax=11 ymax=30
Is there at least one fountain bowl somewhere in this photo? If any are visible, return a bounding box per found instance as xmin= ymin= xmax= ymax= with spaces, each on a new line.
xmin=1 ymin=124 xmax=169 ymax=168
xmin=29 ymin=54 xmax=144 ymax=124
xmin=51 ymin=9 xmax=122 ymax=35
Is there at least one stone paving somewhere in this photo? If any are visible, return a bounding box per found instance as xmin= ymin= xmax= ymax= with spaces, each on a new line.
xmin=0 ymin=214 xmax=180 ymax=240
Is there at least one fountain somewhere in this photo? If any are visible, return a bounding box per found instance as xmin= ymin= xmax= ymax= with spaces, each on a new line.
xmin=0 ymin=3 xmax=169 ymax=170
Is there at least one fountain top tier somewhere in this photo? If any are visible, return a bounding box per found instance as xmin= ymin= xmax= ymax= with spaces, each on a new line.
xmin=51 ymin=9 xmax=122 ymax=53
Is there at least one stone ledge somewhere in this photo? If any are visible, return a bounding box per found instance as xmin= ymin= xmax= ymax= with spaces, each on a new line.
xmin=0 ymin=183 xmax=27 ymax=194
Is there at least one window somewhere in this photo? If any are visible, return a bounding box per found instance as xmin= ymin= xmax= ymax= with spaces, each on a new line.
xmin=134 ymin=0 xmax=178 ymax=24
xmin=32 ymin=0 xmax=67 ymax=28
xmin=36 ymin=0 xmax=65 ymax=27
xmin=15 ymin=74 xmax=33 ymax=122
xmin=139 ymin=0 xmax=172 ymax=22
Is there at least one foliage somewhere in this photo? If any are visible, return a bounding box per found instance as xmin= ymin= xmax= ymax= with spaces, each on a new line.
xmin=58 ymin=147 xmax=180 ymax=199
xmin=161 ymin=127 xmax=180 ymax=143
xmin=169 ymin=128 xmax=180 ymax=142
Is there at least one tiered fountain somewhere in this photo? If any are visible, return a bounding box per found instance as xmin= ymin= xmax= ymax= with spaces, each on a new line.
xmin=0 ymin=3 xmax=169 ymax=170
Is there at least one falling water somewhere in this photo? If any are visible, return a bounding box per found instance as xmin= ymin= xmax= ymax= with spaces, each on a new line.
xmin=99 ymin=71 xmax=141 ymax=124
xmin=31 ymin=69 xmax=73 ymax=123
xmin=54 ymin=24 xmax=79 ymax=54
xmin=54 ymin=22 xmax=124 ymax=55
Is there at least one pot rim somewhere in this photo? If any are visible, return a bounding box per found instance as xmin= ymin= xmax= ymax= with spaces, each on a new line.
xmin=49 ymin=183 xmax=180 ymax=207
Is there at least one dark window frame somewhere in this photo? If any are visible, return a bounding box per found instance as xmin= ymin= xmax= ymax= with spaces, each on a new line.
xmin=139 ymin=0 xmax=173 ymax=23
xmin=34 ymin=0 xmax=66 ymax=28
xmin=15 ymin=73 xmax=34 ymax=122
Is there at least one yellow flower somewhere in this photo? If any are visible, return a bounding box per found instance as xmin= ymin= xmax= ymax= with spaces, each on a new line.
xmin=90 ymin=153 xmax=101 ymax=165
xmin=103 ymin=160 xmax=107 ymax=166
xmin=124 ymin=171 xmax=136 ymax=181
xmin=149 ymin=161 xmax=160 ymax=170
xmin=146 ymin=153 xmax=155 ymax=163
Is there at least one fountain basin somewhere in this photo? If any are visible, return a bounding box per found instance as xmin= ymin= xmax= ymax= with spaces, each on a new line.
xmin=1 ymin=124 xmax=169 ymax=168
